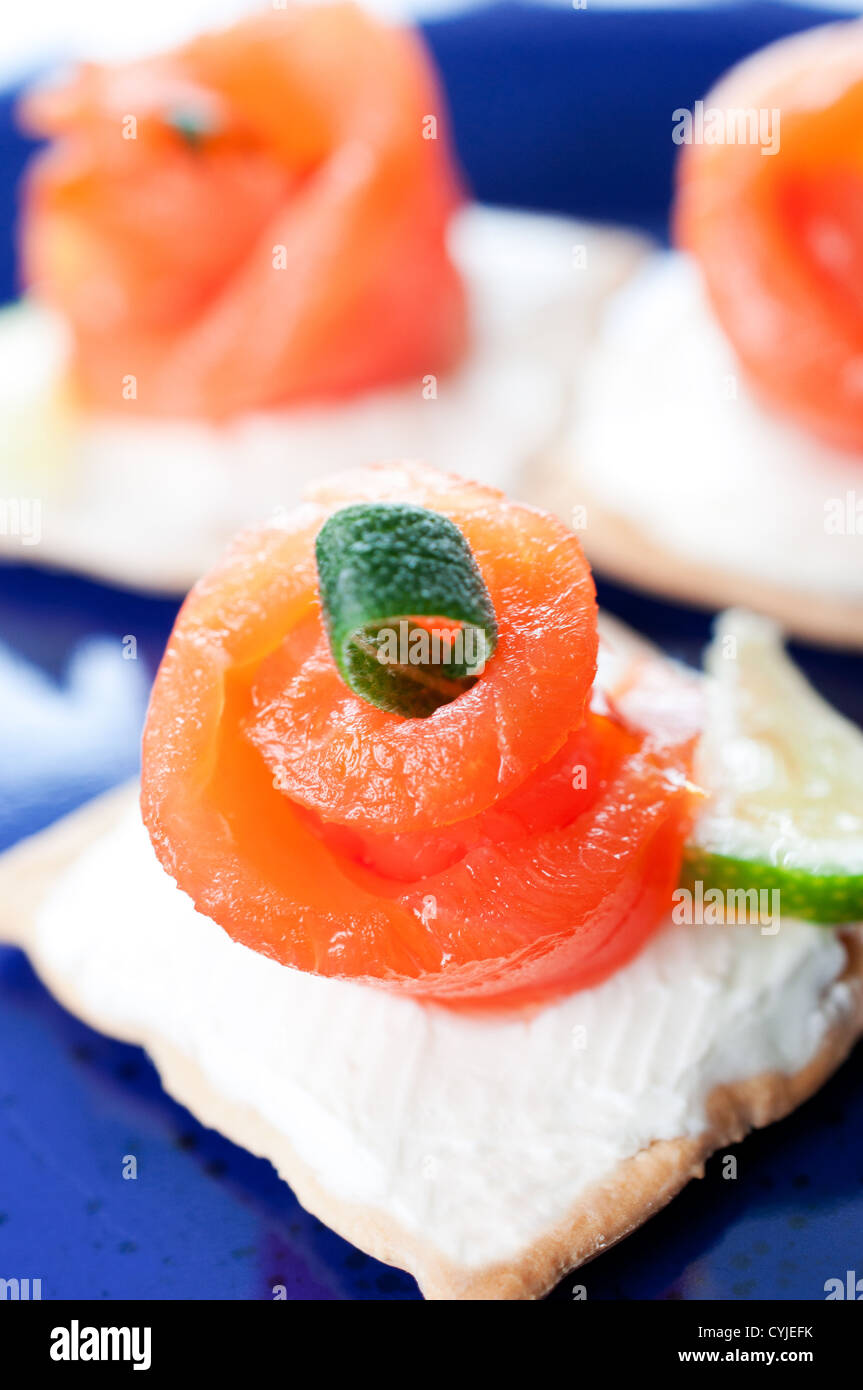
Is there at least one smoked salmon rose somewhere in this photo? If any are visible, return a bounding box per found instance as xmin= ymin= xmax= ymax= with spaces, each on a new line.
xmin=675 ymin=20 xmax=863 ymax=454
xmin=141 ymin=462 xmax=697 ymax=1010
xmin=18 ymin=4 xmax=468 ymax=419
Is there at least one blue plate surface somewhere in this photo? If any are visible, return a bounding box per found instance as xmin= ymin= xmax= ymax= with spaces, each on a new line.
xmin=1 ymin=2 xmax=862 ymax=1301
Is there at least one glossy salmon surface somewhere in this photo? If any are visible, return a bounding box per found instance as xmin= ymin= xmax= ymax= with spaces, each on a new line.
xmin=676 ymin=21 xmax=863 ymax=453
xmin=142 ymin=463 xmax=696 ymax=1008
xmin=20 ymin=5 xmax=467 ymax=419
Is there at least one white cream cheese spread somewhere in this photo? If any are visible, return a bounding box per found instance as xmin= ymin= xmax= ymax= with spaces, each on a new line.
xmin=575 ymin=252 xmax=863 ymax=601
xmin=0 ymin=206 xmax=642 ymax=592
xmin=33 ymin=806 xmax=851 ymax=1270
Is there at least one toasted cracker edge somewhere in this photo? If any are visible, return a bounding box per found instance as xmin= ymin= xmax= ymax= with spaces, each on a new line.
xmin=534 ymin=448 xmax=863 ymax=651
xmin=1 ymin=784 xmax=861 ymax=1301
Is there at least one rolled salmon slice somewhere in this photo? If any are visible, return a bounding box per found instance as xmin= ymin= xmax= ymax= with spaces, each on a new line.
xmin=142 ymin=462 xmax=697 ymax=1009
xmin=19 ymin=4 xmax=468 ymax=418
xmin=675 ymin=20 xmax=863 ymax=453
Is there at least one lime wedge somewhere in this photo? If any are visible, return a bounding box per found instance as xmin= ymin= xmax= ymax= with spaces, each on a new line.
xmin=682 ymin=609 xmax=863 ymax=923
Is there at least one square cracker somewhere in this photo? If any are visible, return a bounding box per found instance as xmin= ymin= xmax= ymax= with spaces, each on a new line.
xmin=1 ymin=783 xmax=861 ymax=1300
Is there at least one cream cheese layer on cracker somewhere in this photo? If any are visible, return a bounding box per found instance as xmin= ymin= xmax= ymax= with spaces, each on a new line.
xmin=33 ymin=805 xmax=851 ymax=1271
xmin=574 ymin=252 xmax=863 ymax=603
xmin=0 ymin=208 xmax=643 ymax=593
